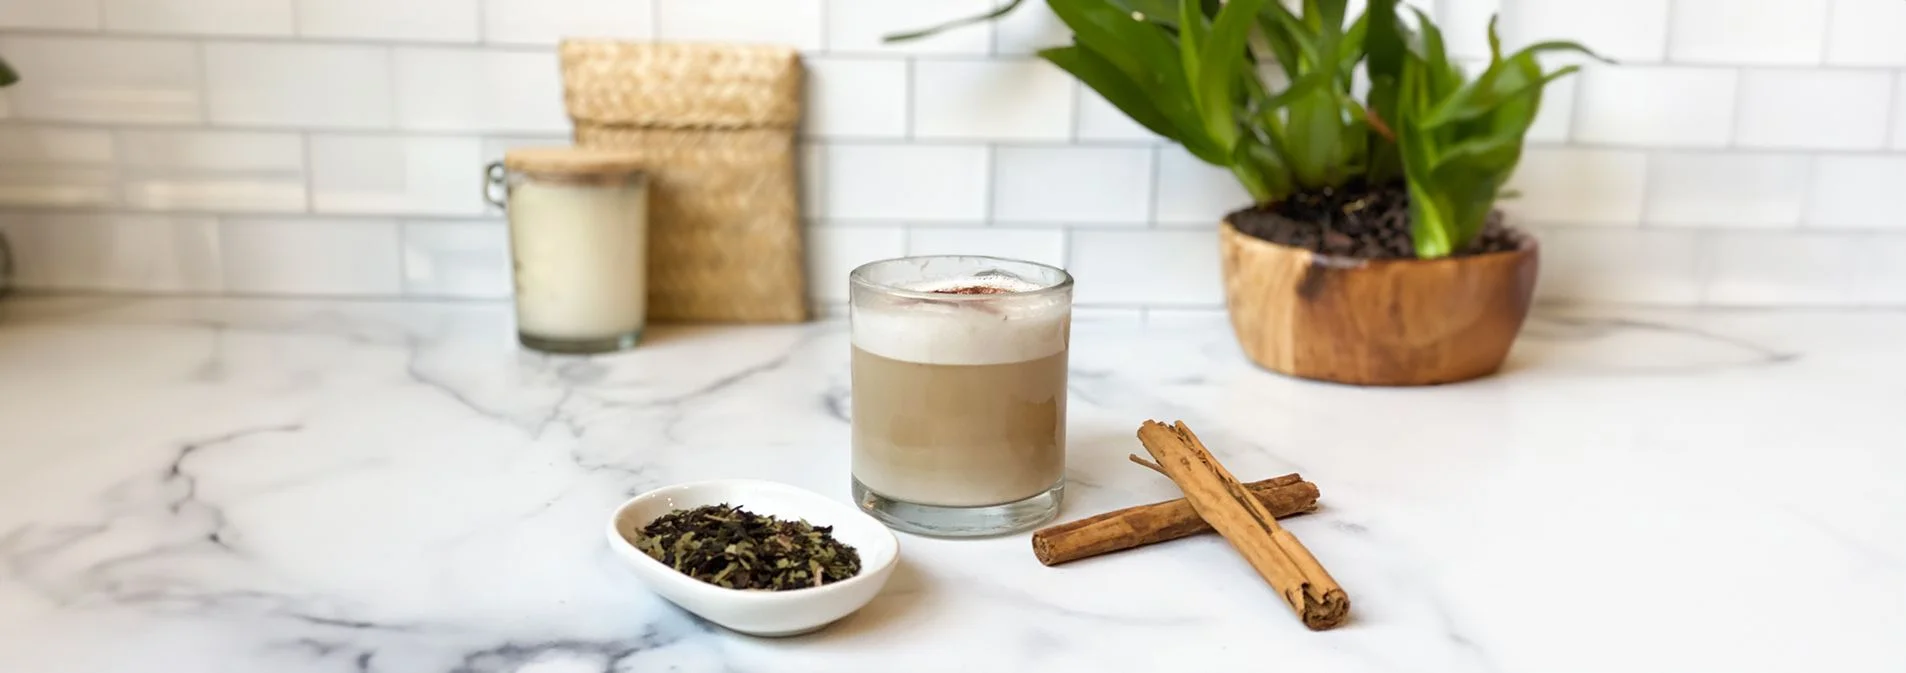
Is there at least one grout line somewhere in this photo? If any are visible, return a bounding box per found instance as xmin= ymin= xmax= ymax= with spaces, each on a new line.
xmin=1724 ymin=68 xmax=1744 ymax=149
xmin=1818 ymin=1 xmax=1837 ymax=65
xmin=1067 ymin=81 xmax=1081 ymax=143
xmin=1658 ymin=0 xmax=1678 ymax=62
xmin=194 ymin=41 xmax=213 ymax=123
xmin=904 ymin=58 xmax=916 ymax=140
xmin=384 ymin=46 xmax=400 ymax=128
xmin=988 ymin=0 xmax=1000 ymax=56
xmin=1793 ymin=155 xmax=1820 ymax=229
xmin=1146 ymin=144 xmax=1162 ymax=229
xmin=982 ymin=143 xmax=998 ymax=226
xmin=1887 ymin=73 xmax=1903 ymax=150
xmin=815 ymin=0 xmax=829 ymax=50
xmin=299 ymin=131 xmax=316 ymax=213
xmin=1058 ymin=226 xmax=1072 ymax=270
xmin=1634 ymin=148 xmax=1657 ymax=229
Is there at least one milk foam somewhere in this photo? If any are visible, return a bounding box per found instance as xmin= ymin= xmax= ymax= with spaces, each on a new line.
xmin=853 ymin=282 xmax=1069 ymax=366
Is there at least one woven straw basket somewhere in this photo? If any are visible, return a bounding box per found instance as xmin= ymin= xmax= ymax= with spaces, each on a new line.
xmin=558 ymin=41 xmax=808 ymax=323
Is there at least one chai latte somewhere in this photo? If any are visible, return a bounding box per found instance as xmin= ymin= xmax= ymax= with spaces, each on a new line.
xmin=850 ymin=277 xmax=1071 ymax=508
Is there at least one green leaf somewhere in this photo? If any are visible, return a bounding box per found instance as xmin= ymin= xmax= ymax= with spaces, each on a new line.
xmin=1259 ymin=3 xmax=1322 ymax=74
xmin=0 ymin=56 xmax=15 ymax=87
xmin=1045 ymin=0 xmax=1213 ymax=154
xmin=1194 ymin=0 xmax=1268 ymax=152
xmin=1255 ymin=10 xmax=1303 ymax=79
xmin=1363 ymin=0 xmax=1404 ymax=183
xmin=1180 ymin=0 xmax=1207 ymax=97
xmin=1419 ymin=59 xmax=1578 ymax=130
xmin=1038 ymin=46 xmax=1185 ymax=144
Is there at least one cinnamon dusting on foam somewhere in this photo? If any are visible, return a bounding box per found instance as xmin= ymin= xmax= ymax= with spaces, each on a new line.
xmin=931 ymin=285 xmax=1014 ymax=295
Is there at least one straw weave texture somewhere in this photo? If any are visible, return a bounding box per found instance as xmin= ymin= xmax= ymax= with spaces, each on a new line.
xmin=560 ymin=41 xmax=807 ymax=323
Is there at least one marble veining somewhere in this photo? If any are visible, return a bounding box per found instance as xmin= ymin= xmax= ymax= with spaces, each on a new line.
xmin=0 ymin=297 xmax=1901 ymax=673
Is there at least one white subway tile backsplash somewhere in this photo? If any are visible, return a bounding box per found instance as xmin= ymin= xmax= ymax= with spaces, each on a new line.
xmin=1502 ymin=0 xmax=1669 ymax=61
xmin=1076 ymin=88 xmax=1161 ymax=142
xmin=393 ymin=48 xmax=567 ymax=133
xmin=655 ymin=0 xmax=823 ymax=50
xmin=1645 ymin=152 xmax=1809 ymax=228
xmin=906 ymin=226 xmax=1066 ymax=268
xmin=1668 ymin=0 xmax=1827 ymax=65
xmin=1 ymin=0 xmax=1904 ymax=307
xmin=1155 ymin=146 xmax=1251 ymax=226
xmin=481 ymin=0 xmax=653 ymax=46
xmin=1891 ymin=76 xmax=1906 ymax=150
xmin=1435 ymin=0 xmax=1503 ymax=60
xmin=0 ymin=0 xmax=100 ymax=29
xmin=1734 ymin=70 xmax=1891 ymax=150
xmin=993 ymin=0 xmax=1069 ymax=55
xmin=1525 ymin=73 xmax=1576 ymax=144
xmin=104 ymin=0 xmax=294 ymax=36
xmin=0 ymin=127 xmax=117 ymax=207
xmin=913 ymin=60 xmax=1073 ymax=141
xmin=1503 ymin=148 xmax=1647 ymax=226
xmin=805 ymin=225 xmax=906 ymax=301
xmin=803 ymin=58 xmax=908 ymax=139
xmin=1855 ymin=234 xmax=1906 ymax=304
xmin=1531 ymin=227 xmax=1703 ymax=305
xmin=0 ymin=169 xmax=117 ymax=208
xmin=1826 ymin=0 xmax=1906 ymax=66
xmin=1068 ymin=230 xmax=1221 ymax=306
xmin=309 ymin=135 xmax=485 ymax=215
xmin=401 ymin=219 xmax=511 ymax=298
xmin=0 ymin=127 xmax=115 ymax=164
xmin=1702 ymin=231 xmax=1862 ymax=306
xmin=221 ymin=217 xmax=402 ymax=295
xmin=0 ymin=36 xmax=201 ymax=124
xmin=0 ymin=213 xmax=220 ymax=291
xmin=126 ymin=177 xmax=306 ymax=213
xmin=823 ymin=144 xmax=988 ymax=222
xmin=1805 ymin=156 xmax=1906 ymax=229
xmin=296 ymin=0 xmax=480 ymax=43
xmin=826 ymin=0 xmax=993 ymax=55
xmin=205 ymin=43 xmax=393 ymax=129
xmin=119 ymin=130 xmax=306 ymax=212
xmin=992 ymin=147 xmax=1151 ymax=224
xmin=1572 ymin=65 xmax=1736 ymax=147
xmin=120 ymin=130 xmax=301 ymax=171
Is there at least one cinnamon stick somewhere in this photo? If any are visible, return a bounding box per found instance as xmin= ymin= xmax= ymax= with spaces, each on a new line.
xmin=1136 ymin=420 xmax=1350 ymax=630
xmin=1031 ymin=473 xmax=1319 ymax=566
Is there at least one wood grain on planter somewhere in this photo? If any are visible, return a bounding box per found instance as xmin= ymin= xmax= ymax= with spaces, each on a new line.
xmin=1218 ymin=221 xmax=1539 ymax=386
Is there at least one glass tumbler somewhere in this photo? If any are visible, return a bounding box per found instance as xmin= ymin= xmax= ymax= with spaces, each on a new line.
xmin=848 ymin=256 xmax=1074 ymax=537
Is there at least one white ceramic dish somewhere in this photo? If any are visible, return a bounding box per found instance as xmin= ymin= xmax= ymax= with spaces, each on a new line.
xmin=606 ymin=479 xmax=900 ymax=637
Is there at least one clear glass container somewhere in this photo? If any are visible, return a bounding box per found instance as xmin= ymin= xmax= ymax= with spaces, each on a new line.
xmin=485 ymin=147 xmax=649 ymax=354
xmin=848 ymin=256 xmax=1074 ymax=537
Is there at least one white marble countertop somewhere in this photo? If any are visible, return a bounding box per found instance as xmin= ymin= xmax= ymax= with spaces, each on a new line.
xmin=1 ymin=297 xmax=1900 ymax=673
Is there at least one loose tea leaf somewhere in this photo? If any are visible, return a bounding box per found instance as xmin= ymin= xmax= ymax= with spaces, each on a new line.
xmin=634 ymin=504 xmax=861 ymax=591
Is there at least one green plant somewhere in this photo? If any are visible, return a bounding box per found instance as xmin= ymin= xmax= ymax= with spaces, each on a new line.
xmin=0 ymin=56 xmax=16 ymax=88
xmin=890 ymin=0 xmax=1604 ymax=259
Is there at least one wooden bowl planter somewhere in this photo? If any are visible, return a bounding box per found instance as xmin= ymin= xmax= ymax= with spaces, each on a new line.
xmin=1217 ymin=220 xmax=1539 ymax=386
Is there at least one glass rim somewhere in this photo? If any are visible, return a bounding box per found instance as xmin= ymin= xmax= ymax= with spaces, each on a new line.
xmin=849 ymin=255 xmax=1074 ymax=302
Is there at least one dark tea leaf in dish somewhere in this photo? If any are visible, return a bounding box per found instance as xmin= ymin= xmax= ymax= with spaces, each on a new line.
xmin=633 ymin=504 xmax=862 ymax=590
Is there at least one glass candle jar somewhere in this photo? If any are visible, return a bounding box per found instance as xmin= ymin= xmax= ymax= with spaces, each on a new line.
xmin=848 ymin=256 xmax=1074 ymax=537
xmin=485 ymin=147 xmax=649 ymax=354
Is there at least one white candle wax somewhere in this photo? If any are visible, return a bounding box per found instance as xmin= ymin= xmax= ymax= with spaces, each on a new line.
xmin=508 ymin=178 xmax=648 ymax=341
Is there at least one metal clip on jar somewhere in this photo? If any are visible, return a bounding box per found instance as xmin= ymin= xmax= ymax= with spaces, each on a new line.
xmin=485 ymin=147 xmax=650 ymax=354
